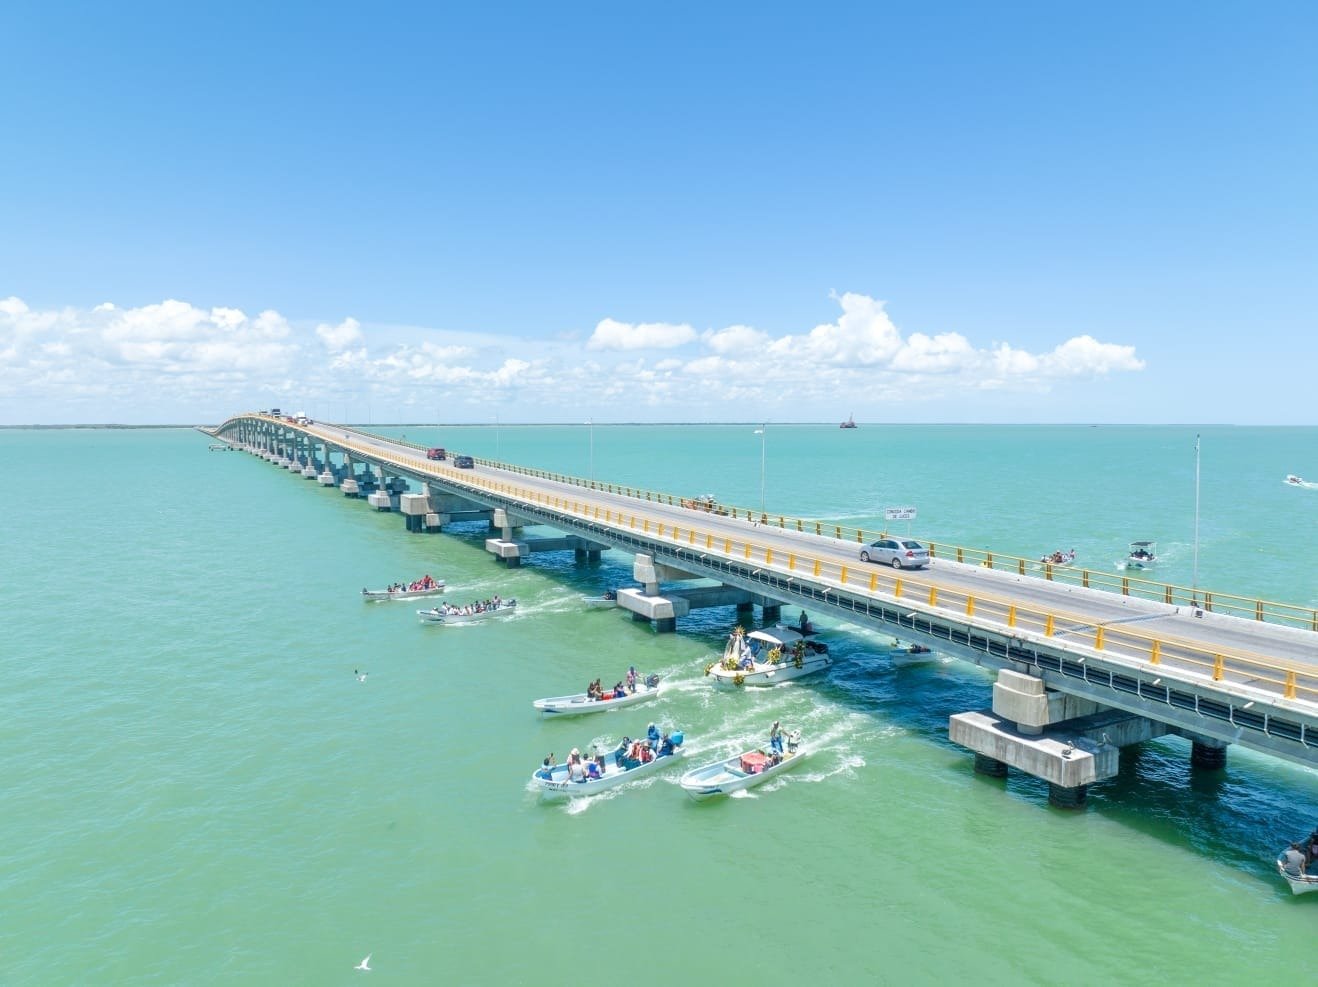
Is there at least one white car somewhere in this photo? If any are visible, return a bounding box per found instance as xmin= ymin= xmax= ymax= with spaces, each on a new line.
xmin=860 ymin=538 xmax=929 ymax=569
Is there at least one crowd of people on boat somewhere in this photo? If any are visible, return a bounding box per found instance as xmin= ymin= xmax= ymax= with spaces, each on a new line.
xmin=375 ymin=575 xmax=440 ymax=594
xmin=538 ymin=723 xmax=678 ymax=783
xmin=1039 ymin=549 xmax=1077 ymax=565
xmin=585 ymin=666 xmax=660 ymax=700
xmin=432 ymin=595 xmax=513 ymax=615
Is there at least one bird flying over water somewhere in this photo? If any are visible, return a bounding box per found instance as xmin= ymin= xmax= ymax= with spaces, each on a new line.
xmin=354 ymin=669 xmax=368 ymax=683
xmin=355 ymin=953 xmax=372 ymax=971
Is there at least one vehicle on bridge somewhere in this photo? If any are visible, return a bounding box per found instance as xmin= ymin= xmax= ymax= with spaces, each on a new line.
xmin=426 ymin=447 xmax=446 ymax=461
xmin=453 ymin=455 xmax=475 ymax=469
xmin=860 ymin=538 xmax=930 ymax=569
xmin=680 ymin=494 xmax=727 ymax=514
xmin=707 ymin=627 xmax=832 ymax=687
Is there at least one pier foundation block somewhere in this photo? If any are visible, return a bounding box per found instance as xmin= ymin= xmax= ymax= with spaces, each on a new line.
xmin=762 ymin=604 xmax=782 ymax=624
xmin=1048 ymin=783 xmax=1088 ymax=809
xmin=973 ymin=753 xmax=1009 ymax=777
xmin=1191 ymin=739 xmax=1228 ymax=771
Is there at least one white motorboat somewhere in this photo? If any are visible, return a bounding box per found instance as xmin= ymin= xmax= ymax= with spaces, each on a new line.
xmin=883 ymin=640 xmax=938 ymax=666
xmin=533 ymin=676 xmax=662 ymax=717
xmin=1125 ymin=540 xmax=1157 ymax=569
xmin=679 ymin=734 xmax=805 ymax=800
xmin=581 ymin=591 xmax=618 ymax=609
xmin=532 ymin=731 xmax=685 ymax=799
xmin=1277 ymin=846 xmax=1318 ymax=894
xmin=1285 ymin=474 xmax=1316 ymax=489
xmin=417 ymin=599 xmax=517 ymax=624
xmin=706 ymin=627 xmax=832 ymax=688
xmin=361 ymin=580 xmax=445 ymax=601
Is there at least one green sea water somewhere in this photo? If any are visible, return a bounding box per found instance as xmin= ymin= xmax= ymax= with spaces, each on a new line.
xmin=4 ymin=424 xmax=1317 ymax=985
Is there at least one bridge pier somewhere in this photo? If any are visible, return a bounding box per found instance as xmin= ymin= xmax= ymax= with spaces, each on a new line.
xmin=1048 ymin=783 xmax=1088 ymax=809
xmin=1190 ymin=738 xmax=1229 ymax=771
xmin=973 ymin=753 xmax=1008 ymax=777
xmin=762 ymin=604 xmax=782 ymax=624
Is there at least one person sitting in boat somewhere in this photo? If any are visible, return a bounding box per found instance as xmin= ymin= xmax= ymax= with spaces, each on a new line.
xmin=603 ymin=589 xmax=616 ymax=601
xmin=612 ymin=680 xmax=626 ymax=699
xmin=646 ymin=723 xmax=661 ymax=750
xmin=739 ymin=650 xmax=755 ymax=670
xmin=644 ymin=673 xmax=660 ymax=689
xmin=1304 ymin=827 xmax=1318 ymax=868
xmin=585 ymin=759 xmax=601 ymax=780
xmin=626 ymin=666 xmax=638 ymax=693
xmin=1282 ymin=843 xmax=1307 ymax=877
xmin=493 ymin=594 xmax=501 ymax=606
xmin=658 ymin=732 xmax=675 ymax=756
xmin=567 ymin=748 xmax=586 ymax=782
xmin=769 ymin=721 xmax=784 ymax=756
xmin=537 ymin=753 xmax=555 ymax=780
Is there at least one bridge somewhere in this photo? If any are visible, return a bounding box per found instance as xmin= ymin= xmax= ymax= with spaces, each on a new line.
xmin=214 ymin=413 xmax=1318 ymax=808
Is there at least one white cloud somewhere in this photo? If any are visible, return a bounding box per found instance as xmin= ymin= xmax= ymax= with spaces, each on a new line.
xmin=316 ymin=316 xmax=362 ymax=351
xmin=587 ymin=317 xmax=697 ymax=351
xmin=0 ymin=291 xmax=1145 ymax=424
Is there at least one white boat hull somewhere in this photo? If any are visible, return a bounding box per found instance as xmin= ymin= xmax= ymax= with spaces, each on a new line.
xmin=886 ymin=644 xmax=937 ymax=667
xmin=708 ymin=654 xmax=832 ymax=686
xmin=417 ymin=602 xmax=517 ymax=624
xmin=533 ymin=746 xmax=684 ymax=799
xmin=1277 ymin=859 xmax=1318 ymax=894
xmin=581 ymin=596 xmax=618 ymax=609
xmin=533 ymin=682 xmax=661 ymax=717
xmin=680 ymin=747 xmax=806 ymax=800
xmin=362 ymin=583 xmax=445 ymax=601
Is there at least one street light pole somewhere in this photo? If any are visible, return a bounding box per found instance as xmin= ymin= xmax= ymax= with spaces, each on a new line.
xmin=755 ymin=424 xmax=766 ymax=513
xmin=588 ymin=418 xmax=594 ymax=481
xmin=1193 ymin=433 xmax=1201 ymax=600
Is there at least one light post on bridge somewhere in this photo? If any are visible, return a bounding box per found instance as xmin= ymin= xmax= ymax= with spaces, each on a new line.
xmin=588 ymin=418 xmax=594 ymax=482
xmin=754 ymin=424 xmax=766 ymax=514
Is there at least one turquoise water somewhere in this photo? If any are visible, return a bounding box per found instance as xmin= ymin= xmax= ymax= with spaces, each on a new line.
xmin=3 ymin=424 xmax=1317 ymax=985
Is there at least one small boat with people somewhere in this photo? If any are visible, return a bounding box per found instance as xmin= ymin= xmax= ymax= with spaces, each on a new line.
xmin=581 ymin=588 xmax=619 ymax=609
xmin=1277 ymin=831 xmax=1318 ymax=894
xmin=1285 ymin=474 xmax=1316 ymax=489
xmin=706 ymin=624 xmax=831 ymax=687
xmin=532 ymin=725 xmax=684 ymax=799
xmin=882 ymin=639 xmax=938 ymax=666
xmin=1038 ymin=548 xmax=1077 ymax=567
xmin=532 ymin=668 xmax=662 ymax=717
xmin=1125 ymin=540 xmax=1157 ymax=569
xmin=361 ymin=576 xmax=445 ymax=601
xmin=417 ymin=596 xmax=517 ymax=624
xmin=679 ymin=723 xmax=804 ymax=800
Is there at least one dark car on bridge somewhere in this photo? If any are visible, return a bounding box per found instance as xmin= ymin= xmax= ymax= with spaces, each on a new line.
xmin=426 ymin=447 xmax=446 ymax=461
xmin=453 ymin=455 xmax=475 ymax=469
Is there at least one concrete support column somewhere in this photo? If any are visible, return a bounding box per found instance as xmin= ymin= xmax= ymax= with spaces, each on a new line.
xmin=1191 ymin=740 xmax=1228 ymax=770
xmin=655 ymin=617 xmax=676 ymax=633
xmin=762 ymin=604 xmax=782 ymax=624
xmin=973 ymin=753 xmax=1008 ymax=777
xmin=574 ymin=547 xmax=587 ymax=563
xmin=587 ymin=550 xmax=601 ymax=562
xmin=1048 ymin=783 xmax=1088 ymax=809
xmin=736 ymin=601 xmax=754 ymax=620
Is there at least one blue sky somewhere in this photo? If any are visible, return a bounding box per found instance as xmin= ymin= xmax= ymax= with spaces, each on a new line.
xmin=2 ymin=2 xmax=1314 ymax=425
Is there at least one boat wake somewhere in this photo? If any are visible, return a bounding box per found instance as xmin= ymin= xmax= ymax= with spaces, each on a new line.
xmin=1284 ymin=474 xmax=1317 ymax=490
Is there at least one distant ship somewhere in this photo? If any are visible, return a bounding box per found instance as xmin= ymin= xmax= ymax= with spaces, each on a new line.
xmin=840 ymin=413 xmax=857 ymax=429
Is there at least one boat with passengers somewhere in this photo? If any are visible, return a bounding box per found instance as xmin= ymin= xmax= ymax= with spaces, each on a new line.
xmin=362 ymin=576 xmax=445 ymax=601
xmin=532 ymin=728 xmax=684 ymax=799
xmin=533 ymin=671 xmax=662 ymax=717
xmin=706 ymin=626 xmax=831 ymax=687
xmin=1277 ymin=837 xmax=1318 ymax=894
xmin=1124 ymin=541 xmax=1157 ymax=569
xmin=417 ymin=597 xmax=517 ymax=624
xmin=679 ymin=730 xmax=805 ymax=800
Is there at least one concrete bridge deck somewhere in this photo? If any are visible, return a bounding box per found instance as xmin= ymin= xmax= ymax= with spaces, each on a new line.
xmin=216 ymin=414 xmax=1318 ymax=795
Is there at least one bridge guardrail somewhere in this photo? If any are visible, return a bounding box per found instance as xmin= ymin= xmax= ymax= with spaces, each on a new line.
xmin=221 ymin=417 xmax=1318 ymax=637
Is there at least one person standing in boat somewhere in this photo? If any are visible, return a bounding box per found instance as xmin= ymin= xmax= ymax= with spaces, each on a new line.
xmin=769 ymin=721 xmax=784 ymax=756
xmin=626 ymin=666 xmax=638 ymax=693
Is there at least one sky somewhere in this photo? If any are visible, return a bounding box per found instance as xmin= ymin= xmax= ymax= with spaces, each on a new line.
xmin=1 ymin=2 xmax=1314 ymax=425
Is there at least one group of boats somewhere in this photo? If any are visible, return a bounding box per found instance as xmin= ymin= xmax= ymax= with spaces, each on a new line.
xmin=530 ymin=717 xmax=805 ymax=802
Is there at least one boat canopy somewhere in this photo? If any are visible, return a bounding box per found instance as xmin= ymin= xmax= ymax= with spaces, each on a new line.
xmin=746 ymin=627 xmax=804 ymax=647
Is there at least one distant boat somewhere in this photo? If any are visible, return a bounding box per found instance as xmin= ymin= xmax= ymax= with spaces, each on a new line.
xmin=1285 ymin=474 xmax=1316 ymax=489
xmin=840 ymin=414 xmax=857 ymax=429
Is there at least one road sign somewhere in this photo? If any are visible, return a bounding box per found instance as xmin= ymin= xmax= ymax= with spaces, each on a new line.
xmin=884 ymin=507 xmax=918 ymax=521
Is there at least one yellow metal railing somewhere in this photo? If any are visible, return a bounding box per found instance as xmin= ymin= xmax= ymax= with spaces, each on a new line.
xmin=227 ymin=418 xmax=1318 ymax=637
